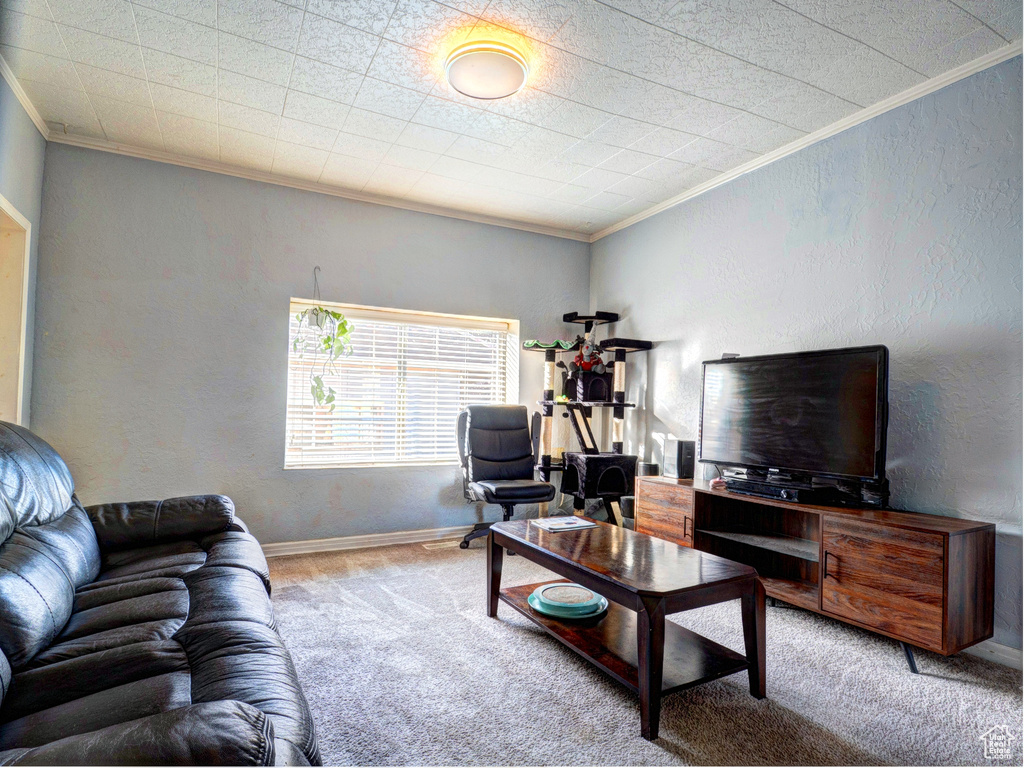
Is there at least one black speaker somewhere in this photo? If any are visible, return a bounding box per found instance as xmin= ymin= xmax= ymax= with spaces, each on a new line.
xmin=663 ymin=440 xmax=695 ymax=479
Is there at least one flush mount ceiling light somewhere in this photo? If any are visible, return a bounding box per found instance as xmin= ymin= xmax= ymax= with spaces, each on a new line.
xmin=444 ymin=41 xmax=529 ymax=100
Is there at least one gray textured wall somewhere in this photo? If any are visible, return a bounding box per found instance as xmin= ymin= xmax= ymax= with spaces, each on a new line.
xmin=32 ymin=144 xmax=589 ymax=543
xmin=590 ymin=59 xmax=1023 ymax=648
xmin=0 ymin=76 xmax=46 ymax=426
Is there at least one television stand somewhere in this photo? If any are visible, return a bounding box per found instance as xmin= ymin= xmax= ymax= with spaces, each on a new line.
xmin=634 ymin=476 xmax=995 ymax=672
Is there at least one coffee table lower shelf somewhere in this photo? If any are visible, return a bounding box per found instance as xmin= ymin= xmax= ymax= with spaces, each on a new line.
xmin=500 ymin=581 xmax=750 ymax=695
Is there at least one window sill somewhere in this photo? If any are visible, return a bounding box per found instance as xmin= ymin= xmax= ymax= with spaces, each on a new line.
xmin=283 ymin=460 xmax=461 ymax=470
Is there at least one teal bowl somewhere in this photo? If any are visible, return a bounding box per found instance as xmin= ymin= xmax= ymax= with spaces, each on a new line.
xmin=528 ymin=584 xmax=608 ymax=619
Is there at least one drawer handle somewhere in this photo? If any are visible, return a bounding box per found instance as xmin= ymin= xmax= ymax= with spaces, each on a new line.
xmin=823 ymin=551 xmax=836 ymax=580
xmin=683 ymin=517 xmax=691 ymax=538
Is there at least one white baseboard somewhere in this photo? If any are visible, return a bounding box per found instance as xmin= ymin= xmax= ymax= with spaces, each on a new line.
xmin=261 ymin=524 xmax=475 ymax=558
xmin=962 ymin=640 xmax=1023 ymax=670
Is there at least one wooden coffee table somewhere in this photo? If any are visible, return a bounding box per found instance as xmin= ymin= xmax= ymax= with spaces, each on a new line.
xmin=487 ymin=519 xmax=765 ymax=740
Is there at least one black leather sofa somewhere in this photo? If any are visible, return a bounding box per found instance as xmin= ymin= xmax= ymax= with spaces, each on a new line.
xmin=0 ymin=421 xmax=320 ymax=765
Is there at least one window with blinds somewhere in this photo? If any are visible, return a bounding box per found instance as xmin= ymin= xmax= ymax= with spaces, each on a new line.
xmin=284 ymin=300 xmax=519 ymax=468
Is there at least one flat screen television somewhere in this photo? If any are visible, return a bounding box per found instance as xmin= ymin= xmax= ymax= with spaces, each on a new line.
xmin=698 ymin=345 xmax=889 ymax=483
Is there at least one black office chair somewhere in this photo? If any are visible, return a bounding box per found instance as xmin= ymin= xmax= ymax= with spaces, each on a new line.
xmin=457 ymin=405 xmax=556 ymax=549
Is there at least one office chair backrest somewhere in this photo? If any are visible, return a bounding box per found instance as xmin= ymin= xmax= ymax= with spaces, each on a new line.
xmin=460 ymin=405 xmax=534 ymax=482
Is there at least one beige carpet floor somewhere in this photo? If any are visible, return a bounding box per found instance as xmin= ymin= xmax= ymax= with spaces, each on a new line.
xmin=269 ymin=539 xmax=1022 ymax=766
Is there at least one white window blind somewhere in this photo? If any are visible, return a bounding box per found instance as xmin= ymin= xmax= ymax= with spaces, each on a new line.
xmin=285 ymin=300 xmax=519 ymax=468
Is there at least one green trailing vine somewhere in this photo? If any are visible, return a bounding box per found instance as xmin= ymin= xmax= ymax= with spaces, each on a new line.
xmin=292 ymin=268 xmax=353 ymax=413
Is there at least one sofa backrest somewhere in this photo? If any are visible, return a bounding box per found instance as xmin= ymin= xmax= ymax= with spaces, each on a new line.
xmin=0 ymin=422 xmax=101 ymax=673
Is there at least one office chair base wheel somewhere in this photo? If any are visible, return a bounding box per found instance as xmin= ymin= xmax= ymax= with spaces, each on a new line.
xmin=459 ymin=541 xmax=470 ymax=549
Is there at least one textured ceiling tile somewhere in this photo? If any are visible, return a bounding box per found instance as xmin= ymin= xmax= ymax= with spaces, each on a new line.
xmin=134 ymin=5 xmax=217 ymax=64
xmin=0 ymin=0 xmax=53 ymax=20
xmin=631 ymin=155 xmax=694 ymax=182
xmin=343 ymin=105 xmax=408 ymax=142
xmin=0 ymin=44 xmax=80 ymax=89
xmin=549 ymin=182 xmax=595 ymax=204
xmin=598 ymin=147 xmax=658 ymax=175
xmin=606 ymin=173 xmax=666 ymax=202
xmin=320 ymin=152 xmax=378 ymax=188
xmin=395 ymin=122 xmax=459 ymax=153
xmin=149 ymin=81 xmax=217 ymax=120
xmin=816 ymin=46 xmax=924 ymax=106
xmin=90 ymin=93 xmax=162 ymax=145
xmin=272 ymin=141 xmax=330 ymax=181
xmin=989 ymin=5 xmax=1022 ymax=40
xmin=16 ymin=78 xmax=98 ymax=125
xmin=908 ymin=25 xmax=1007 ymax=77
xmin=558 ymin=138 xmax=620 ymax=166
xmin=218 ymin=0 xmax=304 ymax=50
xmin=661 ymin=0 xmax=861 ymax=84
xmin=219 ymin=99 xmax=281 ymax=137
xmin=532 ymin=158 xmax=589 ymax=182
xmin=382 ymin=143 xmax=440 ymax=171
xmin=485 ymin=86 xmax=563 ymax=124
xmin=534 ymin=99 xmax=611 ymax=138
xmin=407 ymin=172 xmax=465 ymax=201
xmin=282 ymin=90 xmax=351 ymax=129
xmin=463 ymin=110 xmax=532 ymax=146
xmin=445 ymin=134 xmax=506 ymax=162
xmin=583 ymin=189 xmax=632 ymax=211
xmin=132 ymin=0 xmax=216 ymax=26
xmin=297 ymin=12 xmax=380 ymax=72
xmin=157 ymin=108 xmax=216 ymax=138
xmin=667 ymin=136 xmax=757 ymax=172
xmin=514 ymin=126 xmax=578 ymax=156
xmin=74 ymin=63 xmax=152 ymax=106
xmin=427 ymin=155 xmax=487 ymax=181
xmin=587 ymin=115 xmax=658 ymax=148
xmin=218 ymin=69 xmax=287 ymax=112
xmin=381 ymin=0 xmax=474 ymax=54
xmin=947 ymin=0 xmax=1018 ymax=24
xmin=60 ymin=25 xmax=146 ymax=77
xmin=1 ymin=10 xmax=67 ymax=57
xmin=278 ymin=116 xmax=339 ymax=150
xmin=363 ymin=163 xmax=425 ymax=196
xmin=365 ymin=39 xmax=438 ymax=93
xmin=289 ymin=55 xmax=364 ymax=102
xmin=706 ymin=112 xmax=805 ymax=153
xmin=220 ymin=129 xmax=275 ymax=170
xmin=745 ymin=80 xmax=850 ymax=128
xmin=572 ymin=165 xmax=630 ymax=191
xmin=569 ymin=67 xmax=647 ymax=115
xmin=628 ymin=125 xmax=698 ymax=156
xmin=306 ymin=0 xmax=396 ymax=36
xmin=332 ymin=130 xmax=392 ymax=162
xmin=47 ymin=0 xmax=139 ymax=44
xmin=163 ymin=131 xmax=219 ymax=159
xmin=477 ymin=0 xmax=577 ymax=42
xmin=218 ymin=31 xmax=295 ymax=85
xmin=660 ymin=92 xmax=746 ymax=136
xmin=412 ymin=94 xmax=485 ymax=133
xmin=143 ymin=46 xmax=216 ymax=94
xmin=525 ymin=45 xmax=595 ymax=99
xmin=353 ymin=76 xmax=427 ymax=120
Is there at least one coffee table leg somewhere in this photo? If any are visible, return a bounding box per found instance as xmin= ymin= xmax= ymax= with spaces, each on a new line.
xmin=487 ymin=531 xmax=503 ymax=618
xmin=637 ymin=596 xmax=666 ymax=740
xmin=741 ymin=577 xmax=766 ymax=699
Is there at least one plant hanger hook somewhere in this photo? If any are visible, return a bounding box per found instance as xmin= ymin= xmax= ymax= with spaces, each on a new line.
xmin=312 ymin=265 xmax=322 ymax=303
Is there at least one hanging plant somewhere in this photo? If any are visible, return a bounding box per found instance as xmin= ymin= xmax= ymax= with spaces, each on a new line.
xmin=291 ymin=268 xmax=353 ymax=413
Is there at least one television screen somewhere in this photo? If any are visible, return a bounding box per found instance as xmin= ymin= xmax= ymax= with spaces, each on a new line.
xmin=698 ymin=346 xmax=888 ymax=481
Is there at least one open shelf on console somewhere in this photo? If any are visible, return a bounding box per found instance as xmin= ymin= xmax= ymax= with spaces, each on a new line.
xmin=759 ymin=577 xmax=819 ymax=611
xmin=697 ymin=529 xmax=819 ymax=562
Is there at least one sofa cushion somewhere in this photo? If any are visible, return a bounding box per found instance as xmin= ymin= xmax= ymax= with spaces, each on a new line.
xmin=16 ymin=503 xmax=100 ymax=589
xmin=0 ymin=534 xmax=75 ymax=671
xmin=0 ymin=424 xmax=74 ymax=537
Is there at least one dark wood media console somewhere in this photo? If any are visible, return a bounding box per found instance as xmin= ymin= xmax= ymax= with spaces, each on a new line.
xmin=634 ymin=476 xmax=995 ymax=663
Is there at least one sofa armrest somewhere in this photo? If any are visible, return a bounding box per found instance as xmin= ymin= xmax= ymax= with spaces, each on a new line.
xmin=86 ymin=495 xmax=235 ymax=551
xmin=0 ymin=701 xmax=275 ymax=766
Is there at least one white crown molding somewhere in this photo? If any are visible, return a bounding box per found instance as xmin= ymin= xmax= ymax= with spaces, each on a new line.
xmin=46 ymin=132 xmax=591 ymax=242
xmin=261 ymin=524 xmax=474 ymax=557
xmin=590 ymin=41 xmax=1024 ymax=243
xmin=963 ymin=639 xmax=1024 ymax=670
xmin=0 ymin=55 xmax=49 ymax=138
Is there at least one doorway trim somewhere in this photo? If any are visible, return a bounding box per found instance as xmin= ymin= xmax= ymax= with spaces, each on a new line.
xmin=0 ymin=192 xmax=32 ymax=426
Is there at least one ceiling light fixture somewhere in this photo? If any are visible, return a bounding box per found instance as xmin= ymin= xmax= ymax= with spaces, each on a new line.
xmin=444 ymin=41 xmax=529 ymax=100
